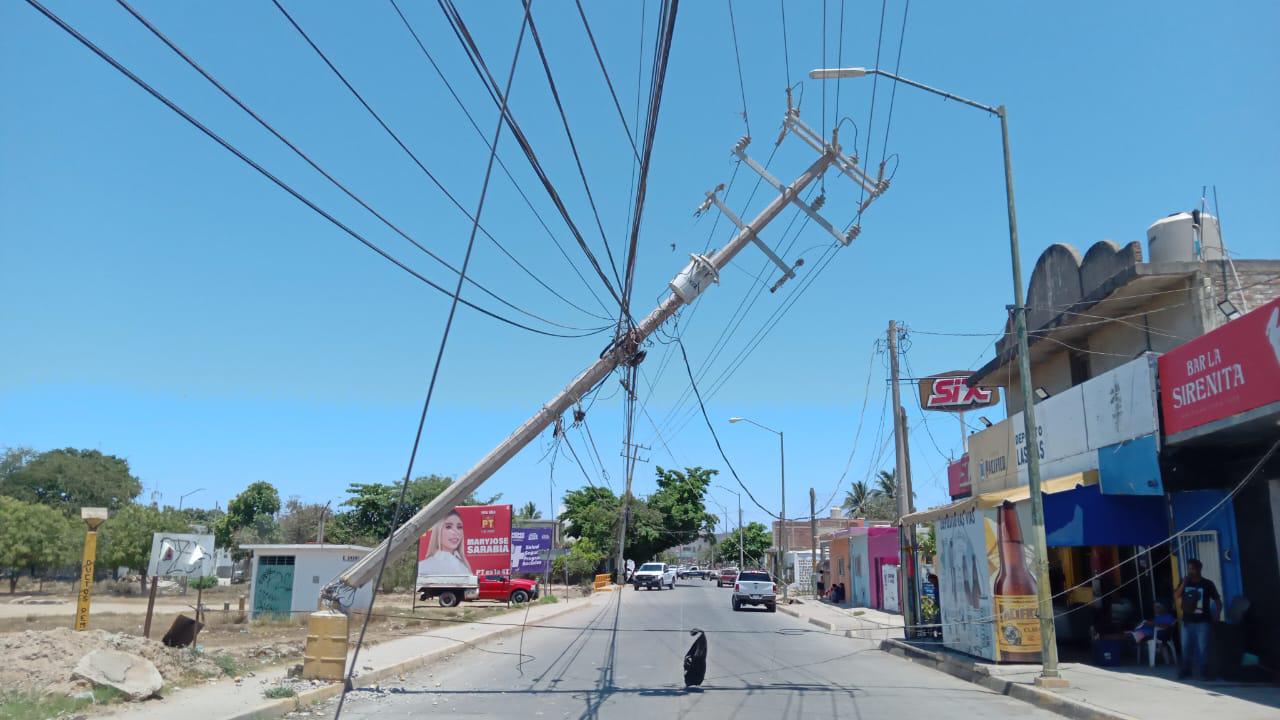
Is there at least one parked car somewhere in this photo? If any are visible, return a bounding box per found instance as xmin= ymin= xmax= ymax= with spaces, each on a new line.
xmin=632 ymin=562 xmax=677 ymax=590
xmin=716 ymin=568 xmax=738 ymax=588
xmin=420 ymin=573 xmax=538 ymax=607
xmin=477 ymin=574 xmax=540 ymax=604
xmin=731 ymin=570 xmax=777 ymax=612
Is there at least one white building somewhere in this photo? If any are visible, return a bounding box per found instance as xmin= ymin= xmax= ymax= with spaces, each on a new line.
xmin=241 ymin=544 xmax=373 ymax=618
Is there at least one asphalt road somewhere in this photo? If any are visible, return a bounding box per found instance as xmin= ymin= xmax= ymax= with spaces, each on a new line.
xmin=339 ymin=579 xmax=1054 ymax=720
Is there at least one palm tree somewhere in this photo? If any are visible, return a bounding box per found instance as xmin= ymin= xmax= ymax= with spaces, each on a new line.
xmin=516 ymin=501 xmax=542 ymax=520
xmin=842 ymin=480 xmax=875 ymax=515
xmin=874 ymin=469 xmax=897 ymax=501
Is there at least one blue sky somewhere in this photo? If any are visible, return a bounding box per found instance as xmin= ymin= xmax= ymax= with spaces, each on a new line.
xmin=3 ymin=1 xmax=1278 ymax=528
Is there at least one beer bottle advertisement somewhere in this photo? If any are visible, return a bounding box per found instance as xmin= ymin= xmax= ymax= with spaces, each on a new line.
xmin=992 ymin=501 xmax=1041 ymax=662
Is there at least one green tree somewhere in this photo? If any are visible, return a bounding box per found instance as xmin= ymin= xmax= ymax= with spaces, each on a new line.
xmin=842 ymin=480 xmax=875 ymax=515
xmin=0 ymin=496 xmax=78 ymax=593
xmin=279 ymin=497 xmax=330 ymax=544
xmin=715 ymin=522 xmax=772 ymax=567
xmin=0 ymin=448 xmax=142 ymax=515
xmin=648 ymin=466 xmax=718 ymax=547
xmin=515 ymin=501 xmax=542 ymax=520
xmin=842 ymin=472 xmax=900 ymax=521
xmin=99 ymin=503 xmax=190 ymax=593
xmin=551 ymin=536 xmax=606 ymax=584
xmin=329 ymin=475 xmax=499 ymax=545
xmin=560 ymin=486 xmax=620 ymax=552
xmin=215 ymin=481 xmax=281 ymax=548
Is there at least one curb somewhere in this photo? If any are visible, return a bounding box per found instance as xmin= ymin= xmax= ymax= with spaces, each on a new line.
xmin=879 ymin=639 xmax=1137 ymax=720
xmin=222 ymin=595 xmax=600 ymax=720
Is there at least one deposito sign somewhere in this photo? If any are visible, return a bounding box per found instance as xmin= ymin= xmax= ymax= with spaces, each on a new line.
xmin=918 ymin=372 xmax=1000 ymax=412
xmin=1159 ymin=297 xmax=1280 ymax=437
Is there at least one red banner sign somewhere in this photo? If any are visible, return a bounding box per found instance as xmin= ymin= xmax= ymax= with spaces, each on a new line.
xmin=918 ymin=372 xmax=1000 ymax=412
xmin=948 ymin=454 xmax=971 ymax=499
xmin=417 ymin=504 xmax=512 ymax=577
xmin=1159 ymin=297 xmax=1280 ymax=436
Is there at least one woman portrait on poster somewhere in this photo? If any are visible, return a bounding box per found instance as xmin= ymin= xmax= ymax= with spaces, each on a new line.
xmin=419 ymin=510 xmax=473 ymax=575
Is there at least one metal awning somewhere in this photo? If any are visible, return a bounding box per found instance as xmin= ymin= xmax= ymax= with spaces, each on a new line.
xmin=900 ymin=470 xmax=1099 ymax=526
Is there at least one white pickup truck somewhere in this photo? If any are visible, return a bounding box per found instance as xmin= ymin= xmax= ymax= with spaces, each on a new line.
xmin=631 ymin=562 xmax=676 ymax=590
xmin=730 ymin=569 xmax=777 ymax=612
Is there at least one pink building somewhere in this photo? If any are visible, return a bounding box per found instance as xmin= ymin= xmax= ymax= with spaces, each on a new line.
xmin=829 ymin=526 xmax=899 ymax=611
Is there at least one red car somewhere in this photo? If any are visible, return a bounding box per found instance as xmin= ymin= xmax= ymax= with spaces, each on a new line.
xmin=477 ymin=574 xmax=539 ymax=604
xmin=716 ymin=568 xmax=738 ymax=588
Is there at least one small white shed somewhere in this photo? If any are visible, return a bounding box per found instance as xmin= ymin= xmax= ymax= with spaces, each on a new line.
xmin=241 ymin=544 xmax=373 ymax=618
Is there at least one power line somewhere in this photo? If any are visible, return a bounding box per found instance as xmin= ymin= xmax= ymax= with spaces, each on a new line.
xmin=856 ymin=0 xmax=889 ymax=217
xmin=778 ymin=0 xmax=792 ymax=88
xmin=334 ymin=7 xmax=529 ymax=717
xmin=21 ymin=0 xmax=604 ymax=340
xmin=879 ymin=0 xmax=912 ymax=168
xmin=272 ymin=0 xmax=607 ymax=329
xmin=573 ymin=0 xmax=640 ymax=161
xmin=726 ymin=0 xmax=751 ymax=137
xmin=524 ymin=1 xmax=628 ymax=303
xmin=675 ymin=336 xmax=797 ymax=522
xmin=621 ymin=0 xmax=679 ymax=322
xmin=116 ymin=0 xmax=603 ymax=334
xmin=387 ymin=0 xmax=615 ymax=320
xmin=434 ymin=0 xmax=627 ymax=312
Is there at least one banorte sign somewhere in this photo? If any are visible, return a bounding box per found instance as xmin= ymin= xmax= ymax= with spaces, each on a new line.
xmin=918 ymin=371 xmax=1001 ymax=412
xmin=1159 ymin=297 xmax=1280 ymax=437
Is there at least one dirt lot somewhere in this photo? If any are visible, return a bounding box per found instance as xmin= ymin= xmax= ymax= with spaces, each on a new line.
xmin=0 ymin=581 xmax=584 ymax=704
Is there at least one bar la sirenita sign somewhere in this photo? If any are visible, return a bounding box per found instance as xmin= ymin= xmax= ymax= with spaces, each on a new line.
xmin=1159 ymin=297 xmax=1280 ymax=438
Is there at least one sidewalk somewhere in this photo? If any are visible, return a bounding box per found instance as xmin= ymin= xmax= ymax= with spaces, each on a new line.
xmin=101 ymin=592 xmax=605 ymax=720
xmin=782 ymin=599 xmax=1280 ymax=720
xmin=777 ymin=597 xmax=905 ymax=641
xmin=883 ymin=638 xmax=1280 ymax=720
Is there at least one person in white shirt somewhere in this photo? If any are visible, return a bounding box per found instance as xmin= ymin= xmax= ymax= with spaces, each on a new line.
xmin=418 ymin=510 xmax=473 ymax=576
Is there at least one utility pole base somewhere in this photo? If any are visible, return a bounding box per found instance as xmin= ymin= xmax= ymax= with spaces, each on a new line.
xmin=1033 ymin=674 xmax=1070 ymax=689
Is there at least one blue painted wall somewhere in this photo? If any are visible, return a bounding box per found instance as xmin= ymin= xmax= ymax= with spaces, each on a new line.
xmin=1170 ymin=489 xmax=1244 ymax=606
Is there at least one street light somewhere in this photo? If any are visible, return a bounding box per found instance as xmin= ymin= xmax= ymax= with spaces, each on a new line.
xmin=178 ymin=488 xmax=205 ymax=511
xmin=809 ymin=65 xmax=1063 ymax=686
xmin=727 ymin=416 xmax=787 ymax=600
xmin=715 ymin=484 xmax=744 ymax=571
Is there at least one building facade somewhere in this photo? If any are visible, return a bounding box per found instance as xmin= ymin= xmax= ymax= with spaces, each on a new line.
xmin=908 ymin=210 xmax=1279 ymax=673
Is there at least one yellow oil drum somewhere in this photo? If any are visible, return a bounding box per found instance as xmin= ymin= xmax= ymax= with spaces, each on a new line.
xmin=302 ymin=610 xmax=349 ymax=681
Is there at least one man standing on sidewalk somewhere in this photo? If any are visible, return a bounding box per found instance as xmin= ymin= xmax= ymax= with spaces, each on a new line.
xmin=1176 ymin=559 xmax=1222 ymax=679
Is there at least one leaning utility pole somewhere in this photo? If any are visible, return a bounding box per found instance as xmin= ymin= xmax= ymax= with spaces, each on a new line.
xmin=325 ymin=107 xmax=887 ymax=603
xmin=888 ymin=321 xmax=920 ymax=635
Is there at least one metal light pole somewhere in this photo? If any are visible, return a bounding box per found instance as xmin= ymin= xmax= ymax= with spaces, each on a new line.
xmin=809 ymin=66 xmax=1062 ymax=685
xmin=177 ymin=488 xmax=205 ymax=511
xmin=715 ymin=484 xmax=744 ymax=570
xmin=729 ymin=417 xmax=786 ymax=600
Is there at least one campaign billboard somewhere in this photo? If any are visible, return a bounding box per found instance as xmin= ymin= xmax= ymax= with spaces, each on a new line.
xmin=511 ymin=526 xmax=553 ymax=574
xmin=1159 ymin=297 xmax=1280 ymax=437
xmin=417 ymin=504 xmax=512 ymax=578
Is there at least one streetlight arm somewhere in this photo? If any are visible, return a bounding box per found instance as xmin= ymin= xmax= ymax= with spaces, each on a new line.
xmin=809 ymin=67 xmax=999 ymax=116
xmin=867 ymin=69 xmax=1000 ymax=116
xmin=730 ymin=417 xmax=781 ymax=436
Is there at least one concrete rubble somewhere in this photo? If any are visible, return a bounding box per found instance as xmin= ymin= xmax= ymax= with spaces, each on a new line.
xmin=72 ymin=649 xmax=165 ymax=701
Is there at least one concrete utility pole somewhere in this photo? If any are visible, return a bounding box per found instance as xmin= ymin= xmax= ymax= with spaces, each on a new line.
xmin=327 ymin=109 xmax=888 ymax=601
xmin=887 ymin=321 xmax=920 ymax=635
xmin=809 ymin=488 xmax=818 ymax=598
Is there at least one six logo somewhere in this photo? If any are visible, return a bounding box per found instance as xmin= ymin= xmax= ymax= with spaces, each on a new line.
xmin=921 ymin=375 xmax=998 ymax=410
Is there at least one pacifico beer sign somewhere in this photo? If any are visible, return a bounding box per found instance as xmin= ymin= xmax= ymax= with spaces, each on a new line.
xmin=918 ymin=371 xmax=1001 ymax=412
xmin=1159 ymin=297 xmax=1280 ymax=437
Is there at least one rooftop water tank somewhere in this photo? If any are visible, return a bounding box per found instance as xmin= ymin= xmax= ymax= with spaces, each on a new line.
xmin=1146 ymin=211 xmax=1223 ymax=263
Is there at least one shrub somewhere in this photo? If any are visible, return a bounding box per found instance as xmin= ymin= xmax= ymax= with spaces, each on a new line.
xmin=263 ymin=686 xmax=296 ymax=699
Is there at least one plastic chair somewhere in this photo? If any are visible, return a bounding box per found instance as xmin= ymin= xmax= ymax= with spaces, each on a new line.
xmin=1138 ymin=628 xmax=1178 ymax=667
